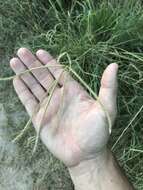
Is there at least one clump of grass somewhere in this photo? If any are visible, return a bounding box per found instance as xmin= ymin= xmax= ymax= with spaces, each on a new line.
xmin=0 ymin=0 xmax=143 ymax=189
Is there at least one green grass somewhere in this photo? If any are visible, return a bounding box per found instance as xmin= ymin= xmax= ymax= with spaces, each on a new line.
xmin=0 ymin=0 xmax=143 ymax=189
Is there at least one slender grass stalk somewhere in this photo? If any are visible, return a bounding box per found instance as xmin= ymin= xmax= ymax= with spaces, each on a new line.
xmin=0 ymin=64 xmax=64 ymax=81
xmin=12 ymin=117 xmax=33 ymax=143
xmin=112 ymin=105 xmax=143 ymax=150
xmin=12 ymin=78 xmax=58 ymax=143
xmin=0 ymin=76 xmax=15 ymax=81
xmin=51 ymin=70 xmax=68 ymax=135
xmin=130 ymin=149 xmax=143 ymax=153
xmin=32 ymin=70 xmax=65 ymax=154
xmin=58 ymin=51 xmax=112 ymax=133
xmin=69 ymin=67 xmax=112 ymax=133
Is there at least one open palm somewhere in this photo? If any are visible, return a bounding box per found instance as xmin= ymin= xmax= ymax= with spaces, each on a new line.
xmin=10 ymin=48 xmax=118 ymax=167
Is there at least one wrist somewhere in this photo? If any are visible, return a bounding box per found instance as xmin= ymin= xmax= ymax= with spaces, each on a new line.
xmin=68 ymin=148 xmax=109 ymax=190
xmin=68 ymin=148 xmax=134 ymax=190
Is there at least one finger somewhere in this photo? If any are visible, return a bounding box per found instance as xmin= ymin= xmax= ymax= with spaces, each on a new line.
xmin=10 ymin=57 xmax=46 ymax=102
xmin=17 ymin=48 xmax=56 ymax=91
xmin=98 ymin=63 xmax=118 ymax=118
xmin=36 ymin=49 xmax=73 ymax=86
xmin=13 ymin=77 xmax=38 ymax=117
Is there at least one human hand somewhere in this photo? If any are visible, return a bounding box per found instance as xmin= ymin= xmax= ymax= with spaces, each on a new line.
xmin=10 ymin=48 xmax=118 ymax=167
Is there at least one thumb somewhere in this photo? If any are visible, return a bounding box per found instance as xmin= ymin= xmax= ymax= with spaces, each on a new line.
xmin=98 ymin=63 xmax=118 ymax=121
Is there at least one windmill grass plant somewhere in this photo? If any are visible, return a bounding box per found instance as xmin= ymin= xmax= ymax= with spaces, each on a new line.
xmin=0 ymin=0 xmax=143 ymax=189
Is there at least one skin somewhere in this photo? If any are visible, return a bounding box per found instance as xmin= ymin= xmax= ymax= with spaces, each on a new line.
xmin=10 ymin=48 xmax=134 ymax=190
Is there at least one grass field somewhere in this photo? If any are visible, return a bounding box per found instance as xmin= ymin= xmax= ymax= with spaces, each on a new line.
xmin=0 ymin=0 xmax=143 ymax=189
